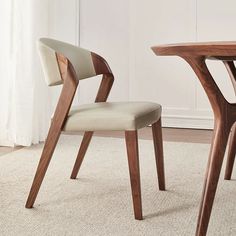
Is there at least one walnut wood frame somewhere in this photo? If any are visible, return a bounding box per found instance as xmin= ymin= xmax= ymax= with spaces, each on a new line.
xmin=152 ymin=42 xmax=236 ymax=236
xmin=25 ymin=51 xmax=165 ymax=220
xmin=25 ymin=54 xmax=79 ymax=208
xmin=223 ymin=61 xmax=236 ymax=180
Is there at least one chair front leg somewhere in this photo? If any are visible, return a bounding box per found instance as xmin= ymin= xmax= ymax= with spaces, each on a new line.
xmin=125 ymin=130 xmax=143 ymax=220
xmin=70 ymin=131 xmax=93 ymax=179
xmin=152 ymin=118 xmax=165 ymax=190
xmin=25 ymin=123 xmax=62 ymax=208
xmin=25 ymin=62 xmax=78 ymax=208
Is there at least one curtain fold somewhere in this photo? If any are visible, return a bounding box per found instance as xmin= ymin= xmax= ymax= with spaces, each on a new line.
xmin=0 ymin=0 xmax=52 ymax=146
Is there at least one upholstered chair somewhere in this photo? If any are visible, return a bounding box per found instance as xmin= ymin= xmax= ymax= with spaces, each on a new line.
xmin=25 ymin=38 xmax=165 ymax=220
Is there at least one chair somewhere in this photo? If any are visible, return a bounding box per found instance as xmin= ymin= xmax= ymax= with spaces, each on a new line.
xmin=25 ymin=38 xmax=165 ymax=220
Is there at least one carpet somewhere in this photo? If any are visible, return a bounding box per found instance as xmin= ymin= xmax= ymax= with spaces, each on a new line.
xmin=0 ymin=135 xmax=236 ymax=236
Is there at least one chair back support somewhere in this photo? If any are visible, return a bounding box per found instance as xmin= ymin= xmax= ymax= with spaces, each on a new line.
xmin=38 ymin=38 xmax=111 ymax=86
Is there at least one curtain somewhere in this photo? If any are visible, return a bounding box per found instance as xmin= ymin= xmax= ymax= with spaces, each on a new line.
xmin=0 ymin=0 xmax=51 ymax=146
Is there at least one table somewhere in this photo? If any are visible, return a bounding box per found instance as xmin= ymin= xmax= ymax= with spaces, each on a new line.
xmin=152 ymin=42 xmax=236 ymax=236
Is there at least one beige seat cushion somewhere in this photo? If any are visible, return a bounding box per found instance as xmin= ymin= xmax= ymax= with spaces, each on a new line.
xmin=62 ymin=102 xmax=161 ymax=132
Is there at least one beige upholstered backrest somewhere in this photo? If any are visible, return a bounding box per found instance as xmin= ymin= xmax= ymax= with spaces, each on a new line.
xmin=38 ymin=38 xmax=96 ymax=86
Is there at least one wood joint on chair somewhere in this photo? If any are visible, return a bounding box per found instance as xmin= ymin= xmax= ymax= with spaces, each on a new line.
xmin=56 ymin=53 xmax=68 ymax=81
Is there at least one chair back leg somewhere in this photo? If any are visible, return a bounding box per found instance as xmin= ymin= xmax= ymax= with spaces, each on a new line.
xmin=152 ymin=119 xmax=165 ymax=190
xmin=71 ymin=131 xmax=93 ymax=179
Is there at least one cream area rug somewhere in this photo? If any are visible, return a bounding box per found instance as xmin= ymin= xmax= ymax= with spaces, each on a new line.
xmin=1 ymin=135 xmax=236 ymax=236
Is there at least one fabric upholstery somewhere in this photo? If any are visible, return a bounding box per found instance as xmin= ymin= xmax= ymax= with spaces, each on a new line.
xmin=38 ymin=42 xmax=62 ymax=86
xmin=37 ymin=38 xmax=96 ymax=86
xmin=62 ymin=102 xmax=161 ymax=131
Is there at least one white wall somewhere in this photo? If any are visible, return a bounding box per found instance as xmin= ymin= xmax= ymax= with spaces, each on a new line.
xmin=196 ymin=0 xmax=236 ymax=109
xmin=129 ymin=0 xmax=199 ymax=128
xmin=50 ymin=0 xmax=236 ymax=129
xmin=79 ymin=0 xmax=130 ymax=104
xmin=48 ymin=0 xmax=80 ymax=107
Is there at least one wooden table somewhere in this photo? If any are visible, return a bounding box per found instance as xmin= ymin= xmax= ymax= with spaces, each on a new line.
xmin=152 ymin=42 xmax=236 ymax=236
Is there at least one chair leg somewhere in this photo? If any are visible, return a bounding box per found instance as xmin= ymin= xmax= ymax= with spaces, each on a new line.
xmin=25 ymin=127 xmax=61 ymax=208
xmin=152 ymin=119 xmax=165 ymax=190
xmin=25 ymin=67 xmax=78 ymax=208
xmin=225 ymin=124 xmax=236 ymax=180
xmin=196 ymin=121 xmax=230 ymax=236
xmin=70 ymin=131 xmax=93 ymax=179
xmin=125 ymin=130 xmax=143 ymax=220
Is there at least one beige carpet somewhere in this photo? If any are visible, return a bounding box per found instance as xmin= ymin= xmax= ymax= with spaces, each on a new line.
xmin=0 ymin=135 xmax=236 ymax=236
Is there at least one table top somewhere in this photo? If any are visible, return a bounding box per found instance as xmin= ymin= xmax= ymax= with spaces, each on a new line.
xmin=152 ymin=41 xmax=236 ymax=60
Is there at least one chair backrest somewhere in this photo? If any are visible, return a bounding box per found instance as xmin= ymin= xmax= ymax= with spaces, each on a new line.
xmin=38 ymin=38 xmax=112 ymax=86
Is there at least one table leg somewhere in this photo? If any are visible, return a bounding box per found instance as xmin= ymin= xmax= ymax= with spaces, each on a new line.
xmin=183 ymin=56 xmax=234 ymax=235
xmin=225 ymin=124 xmax=236 ymax=180
xmin=196 ymin=121 xmax=230 ymax=236
xmin=223 ymin=61 xmax=236 ymax=180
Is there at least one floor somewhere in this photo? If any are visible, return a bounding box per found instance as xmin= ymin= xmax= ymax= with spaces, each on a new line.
xmin=0 ymin=146 xmax=21 ymax=157
xmin=2 ymin=128 xmax=234 ymax=236
xmin=0 ymin=128 xmax=213 ymax=156
xmin=84 ymin=127 xmax=213 ymax=144
xmin=1 ymin=134 xmax=234 ymax=236
xmin=3 ymin=135 xmax=230 ymax=236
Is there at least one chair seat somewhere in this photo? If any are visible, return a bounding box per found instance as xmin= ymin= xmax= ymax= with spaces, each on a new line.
xmin=62 ymin=102 xmax=161 ymax=131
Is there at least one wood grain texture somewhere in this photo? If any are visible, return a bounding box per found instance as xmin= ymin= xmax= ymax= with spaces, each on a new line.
xmin=70 ymin=131 xmax=93 ymax=179
xmin=152 ymin=43 xmax=236 ymax=236
xmin=95 ymin=74 xmax=114 ymax=102
xmin=183 ymin=56 xmax=234 ymax=236
xmin=125 ymin=130 xmax=143 ymax=220
xmin=224 ymin=124 xmax=236 ymax=180
xmin=152 ymin=41 xmax=236 ymax=58
xmin=70 ymin=56 xmax=114 ymax=179
xmin=196 ymin=121 xmax=230 ymax=236
xmin=56 ymin=53 xmax=69 ymax=81
xmin=25 ymin=54 xmax=78 ymax=208
xmin=152 ymin=119 xmax=165 ymax=190
xmin=28 ymin=46 xmax=164 ymax=221
xmin=91 ymin=52 xmax=113 ymax=75
xmin=224 ymin=61 xmax=236 ymax=180
xmin=224 ymin=61 xmax=236 ymax=92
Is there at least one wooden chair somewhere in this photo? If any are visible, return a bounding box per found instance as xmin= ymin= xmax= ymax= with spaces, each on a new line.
xmin=25 ymin=38 xmax=165 ymax=220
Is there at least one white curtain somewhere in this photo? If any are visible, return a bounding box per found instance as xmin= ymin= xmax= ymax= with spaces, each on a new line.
xmin=0 ymin=0 xmax=52 ymax=146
